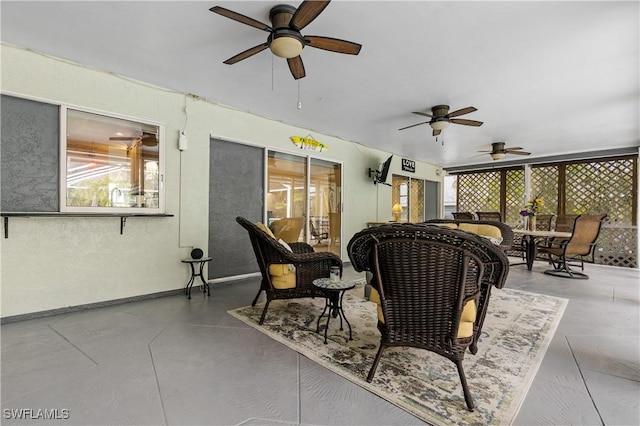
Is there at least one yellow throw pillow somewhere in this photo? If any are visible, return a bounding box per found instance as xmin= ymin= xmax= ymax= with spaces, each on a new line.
xmin=256 ymin=222 xmax=276 ymax=239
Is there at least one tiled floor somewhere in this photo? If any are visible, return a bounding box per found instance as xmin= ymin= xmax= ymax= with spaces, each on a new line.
xmin=1 ymin=259 xmax=639 ymax=425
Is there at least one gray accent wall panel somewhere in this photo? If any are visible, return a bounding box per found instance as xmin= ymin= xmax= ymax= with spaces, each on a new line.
xmin=1 ymin=95 xmax=60 ymax=212
xmin=209 ymin=138 xmax=264 ymax=279
xmin=425 ymin=180 xmax=438 ymax=220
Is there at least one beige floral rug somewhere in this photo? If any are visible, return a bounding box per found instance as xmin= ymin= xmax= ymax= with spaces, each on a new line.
xmin=228 ymin=284 xmax=567 ymax=425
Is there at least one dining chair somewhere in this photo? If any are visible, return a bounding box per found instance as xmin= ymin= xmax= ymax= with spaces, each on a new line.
xmin=538 ymin=214 xmax=607 ymax=279
xmin=347 ymin=223 xmax=509 ymax=411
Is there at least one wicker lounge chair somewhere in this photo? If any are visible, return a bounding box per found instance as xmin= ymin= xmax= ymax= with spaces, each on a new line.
xmin=475 ymin=211 xmax=502 ymax=222
xmin=452 ymin=211 xmax=476 ymax=220
xmin=236 ymin=216 xmax=342 ymax=324
xmin=347 ymin=223 xmax=509 ymax=411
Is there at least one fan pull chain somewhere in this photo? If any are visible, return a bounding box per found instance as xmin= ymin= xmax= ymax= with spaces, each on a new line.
xmin=297 ymin=81 xmax=302 ymax=109
xmin=271 ymin=55 xmax=274 ymax=91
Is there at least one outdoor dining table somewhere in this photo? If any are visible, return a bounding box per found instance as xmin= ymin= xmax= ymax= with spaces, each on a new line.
xmin=512 ymin=229 xmax=573 ymax=271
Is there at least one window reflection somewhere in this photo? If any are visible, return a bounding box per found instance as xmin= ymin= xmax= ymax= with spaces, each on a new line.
xmin=64 ymin=109 xmax=162 ymax=211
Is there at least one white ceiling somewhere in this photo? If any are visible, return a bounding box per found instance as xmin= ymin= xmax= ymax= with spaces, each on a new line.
xmin=2 ymin=1 xmax=638 ymax=168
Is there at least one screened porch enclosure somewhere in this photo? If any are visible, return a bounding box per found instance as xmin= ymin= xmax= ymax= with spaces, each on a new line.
xmin=451 ymin=155 xmax=638 ymax=268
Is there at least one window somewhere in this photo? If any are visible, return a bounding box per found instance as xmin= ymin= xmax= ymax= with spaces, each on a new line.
xmin=61 ymin=108 xmax=164 ymax=213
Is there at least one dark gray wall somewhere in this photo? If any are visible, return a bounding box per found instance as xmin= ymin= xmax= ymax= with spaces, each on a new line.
xmin=209 ymin=138 xmax=264 ymax=279
xmin=1 ymin=95 xmax=60 ymax=212
xmin=425 ymin=180 xmax=439 ymax=220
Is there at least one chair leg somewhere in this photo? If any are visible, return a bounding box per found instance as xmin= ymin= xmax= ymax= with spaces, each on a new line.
xmin=455 ymin=360 xmax=475 ymax=411
xmin=251 ymin=288 xmax=263 ymax=306
xmin=367 ymin=344 xmax=387 ymax=382
xmin=258 ymin=299 xmax=271 ymax=325
xmin=544 ymin=256 xmax=589 ymax=279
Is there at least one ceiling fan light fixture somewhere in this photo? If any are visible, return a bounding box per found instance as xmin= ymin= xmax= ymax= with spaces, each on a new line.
xmin=430 ymin=118 xmax=450 ymax=131
xmin=269 ymin=33 xmax=304 ymax=58
xmin=491 ymin=152 xmax=506 ymax=160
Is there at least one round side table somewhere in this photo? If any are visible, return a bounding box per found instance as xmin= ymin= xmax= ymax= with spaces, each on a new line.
xmin=181 ymin=257 xmax=212 ymax=299
xmin=312 ymin=278 xmax=355 ymax=344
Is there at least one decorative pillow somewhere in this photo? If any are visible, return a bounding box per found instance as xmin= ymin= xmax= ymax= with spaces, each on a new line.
xmin=278 ymin=239 xmax=295 ymax=271
xmin=256 ymin=222 xmax=276 ymax=239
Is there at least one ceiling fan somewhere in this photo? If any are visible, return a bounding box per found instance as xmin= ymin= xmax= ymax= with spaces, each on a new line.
xmin=210 ymin=1 xmax=362 ymax=80
xmin=399 ymin=105 xmax=483 ymax=137
xmin=109 ymin=132 xmax=158 ymax=147
xmin=479 ymin=142 xmax=531 ymax=160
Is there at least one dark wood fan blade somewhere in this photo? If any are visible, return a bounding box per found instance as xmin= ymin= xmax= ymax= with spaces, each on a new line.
xmin=412 ymin=111 xmax=433 ymax=118
xmin=305 ymin=36 xmax=361 ymax=55
xmin=290 ymin=1 xmax=330 ymax=31
xmin=223 ymin=43 xmax=269 ymax=64
xmin=398 ymin=121 xmax=429 ymax=131
xmin=450 ymin=118 xmax=483 ymax=126
xmin=433 ymin=129 xmax=442 ymax=137
xmin=504 ymin=147 xmax=523 ymax=151
xmin=506 ymin=150 xmax=531 ymax=156
xmin=209 ymin=6 xmax=272 ymax=32
xmin=287 ymin=56 xmax=306 ymax=80
xmin=448 ymin=106 xmax=477 ymax=118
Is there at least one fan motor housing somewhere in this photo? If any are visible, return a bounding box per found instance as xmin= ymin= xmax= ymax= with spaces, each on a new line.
xmin=270 ymin=4 xmax=297 ymax=28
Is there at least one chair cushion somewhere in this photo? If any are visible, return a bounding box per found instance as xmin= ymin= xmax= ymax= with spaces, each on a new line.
xmin=438 ymin=223 xmax=459 ymax=229
xmin=271 ymin=271 xmax=296 ymax=289
xmin=369 ymin=287 xmax=476 ymax=338
xmin=256 ymin=222 xmax=296 ymax=288
xmin=458 ymin=223 xmax=503 ymax=243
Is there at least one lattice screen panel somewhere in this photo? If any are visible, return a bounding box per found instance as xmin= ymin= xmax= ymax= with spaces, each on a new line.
xmin=565 ymin=158 xmax=637 ymax=267
xmin=505 ymin=169 xmax=525 ymax=227
xmin=457 ymin=172 xmax=500 ymax=213
xmin=531 ymin=166 xmax=559 ymax=216
xmin=410 ymin=179 xmax=425 ymax=222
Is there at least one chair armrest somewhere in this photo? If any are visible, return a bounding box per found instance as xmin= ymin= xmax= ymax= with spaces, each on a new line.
xmin=289 ymin=242 xmax=315 ymax=254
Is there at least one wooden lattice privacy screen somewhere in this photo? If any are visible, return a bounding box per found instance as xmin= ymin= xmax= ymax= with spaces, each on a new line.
xmin=455 ymin=156 xmax=638 ymax=268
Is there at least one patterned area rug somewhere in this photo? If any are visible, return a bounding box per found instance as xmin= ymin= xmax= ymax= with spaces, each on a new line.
xmin=228 ymin=284 xmax=567 ymax=425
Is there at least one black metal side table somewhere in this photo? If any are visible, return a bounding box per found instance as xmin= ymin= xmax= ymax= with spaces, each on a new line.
xmin=312 ymin=278 xmax=355 ymax=344
xmin=181 ymin=257 xmax=212 ymax=299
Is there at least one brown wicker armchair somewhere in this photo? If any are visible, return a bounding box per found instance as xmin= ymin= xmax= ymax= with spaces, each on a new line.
xmin=236 ymin=216 xmax=342 ymax=324
xmin=475 ymin=211 xmax=502 ymax=222
xmin=347 ymin=223 xmax=509 ymax=411
xmin=452 ymin=211 xmax=476 ymax=220
xmin=538 ymin=214 xmax=607 ymax=279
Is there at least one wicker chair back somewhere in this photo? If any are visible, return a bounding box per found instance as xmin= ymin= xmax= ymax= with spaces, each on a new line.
xmin=475 ymin=211 xmax=502 ymax=222
xmin=347 ymin=223 xmax=509 ymax=410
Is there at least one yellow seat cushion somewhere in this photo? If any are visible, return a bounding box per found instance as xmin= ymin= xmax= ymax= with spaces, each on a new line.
xmin=458 ymin=223 xmax=502 ymax=239
xmin=369 ymin=287 xmax=476 ymax=338
xmin=256 ymin=222 xmax=297 ymax=289
xmin=437 ymin=223 xmax=459 ymax=229
xmin=271 ymin=270 xmax=296 ymax=289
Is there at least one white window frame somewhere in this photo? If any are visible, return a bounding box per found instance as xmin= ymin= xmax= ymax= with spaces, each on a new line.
xmin=60 ymin=105 xmax=165 ymax=214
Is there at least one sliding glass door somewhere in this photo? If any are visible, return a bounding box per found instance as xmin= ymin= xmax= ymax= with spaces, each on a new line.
xmin=267 ymin=151 xmax=342 ymax=257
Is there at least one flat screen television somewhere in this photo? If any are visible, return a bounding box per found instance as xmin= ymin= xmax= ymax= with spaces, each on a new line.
xmin=377 ymin=155 xmax=393 ymax=185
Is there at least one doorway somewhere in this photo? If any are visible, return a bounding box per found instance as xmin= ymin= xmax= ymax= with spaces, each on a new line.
xmin=267 ymin=151 xmax=342 ymax=257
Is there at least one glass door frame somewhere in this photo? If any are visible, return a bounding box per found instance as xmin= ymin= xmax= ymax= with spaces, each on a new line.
xmin=264 ymin=148 xmax=343 ymax=257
